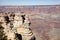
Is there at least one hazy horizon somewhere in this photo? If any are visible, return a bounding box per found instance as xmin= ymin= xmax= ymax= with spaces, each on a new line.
xmin=0 ymin=0 xmax=60 ymax=6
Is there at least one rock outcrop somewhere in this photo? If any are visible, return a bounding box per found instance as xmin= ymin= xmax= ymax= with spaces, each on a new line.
xmin=0 ymin=13 xmax=36 ymax=40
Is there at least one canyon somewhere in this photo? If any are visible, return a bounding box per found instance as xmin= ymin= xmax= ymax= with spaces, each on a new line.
xmin=0 ymin=5 xmax=60 ymax=40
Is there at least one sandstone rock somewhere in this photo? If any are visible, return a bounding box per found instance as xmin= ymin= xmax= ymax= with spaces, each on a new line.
xmin=0 ymin=16 xmax=7 ymax=40
xmin=0 ymin=13 xmax=35 ymax=40
xmin=5 ymin=31 xmax=17 ymax=40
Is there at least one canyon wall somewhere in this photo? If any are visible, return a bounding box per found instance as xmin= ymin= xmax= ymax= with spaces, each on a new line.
xmin=0 ymin=5 xmax=60 ymax=40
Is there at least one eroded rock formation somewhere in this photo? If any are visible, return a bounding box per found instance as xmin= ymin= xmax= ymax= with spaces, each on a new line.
xmin=0 ymin=13 xmax=35 ymax=40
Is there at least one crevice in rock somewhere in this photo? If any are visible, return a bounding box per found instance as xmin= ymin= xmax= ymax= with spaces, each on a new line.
xmin=21 ymin=15 xmax=25 ymax=23
xmin=16 ymin=33 xmax=22 ymax=40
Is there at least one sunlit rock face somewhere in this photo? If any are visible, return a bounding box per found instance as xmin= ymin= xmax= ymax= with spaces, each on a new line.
xmin=0 ymin=13 xmax=35 ymax=40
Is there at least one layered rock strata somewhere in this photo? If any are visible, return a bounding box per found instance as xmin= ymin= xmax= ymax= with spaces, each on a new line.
xmin=0 ymin=13 xmax=35 ymax=40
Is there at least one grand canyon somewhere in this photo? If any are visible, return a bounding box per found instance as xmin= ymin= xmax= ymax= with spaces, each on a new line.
xmin=0 ymin=5 xmax=60 ymax=40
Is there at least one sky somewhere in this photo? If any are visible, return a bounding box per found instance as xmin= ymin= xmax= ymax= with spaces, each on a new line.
xmin=0 ymin=0 xmax=60 ymax=5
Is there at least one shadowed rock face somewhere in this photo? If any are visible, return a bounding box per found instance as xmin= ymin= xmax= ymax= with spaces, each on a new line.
xmin=0 ymin=5 xmax=60 ymax=40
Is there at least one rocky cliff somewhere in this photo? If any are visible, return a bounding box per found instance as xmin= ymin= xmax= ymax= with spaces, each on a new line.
xmin=0 ymin=13 xmax=35 ymax=40
xmin=0 ymin=5 xmax=60 ymax=40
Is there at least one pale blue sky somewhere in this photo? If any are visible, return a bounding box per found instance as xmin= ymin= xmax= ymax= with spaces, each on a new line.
xmin=0 ymin=0 xmax=60 ymax=5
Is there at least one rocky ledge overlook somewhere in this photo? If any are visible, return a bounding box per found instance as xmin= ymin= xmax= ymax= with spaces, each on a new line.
xmin=0 ymin=13 xmax=36 ymax=40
